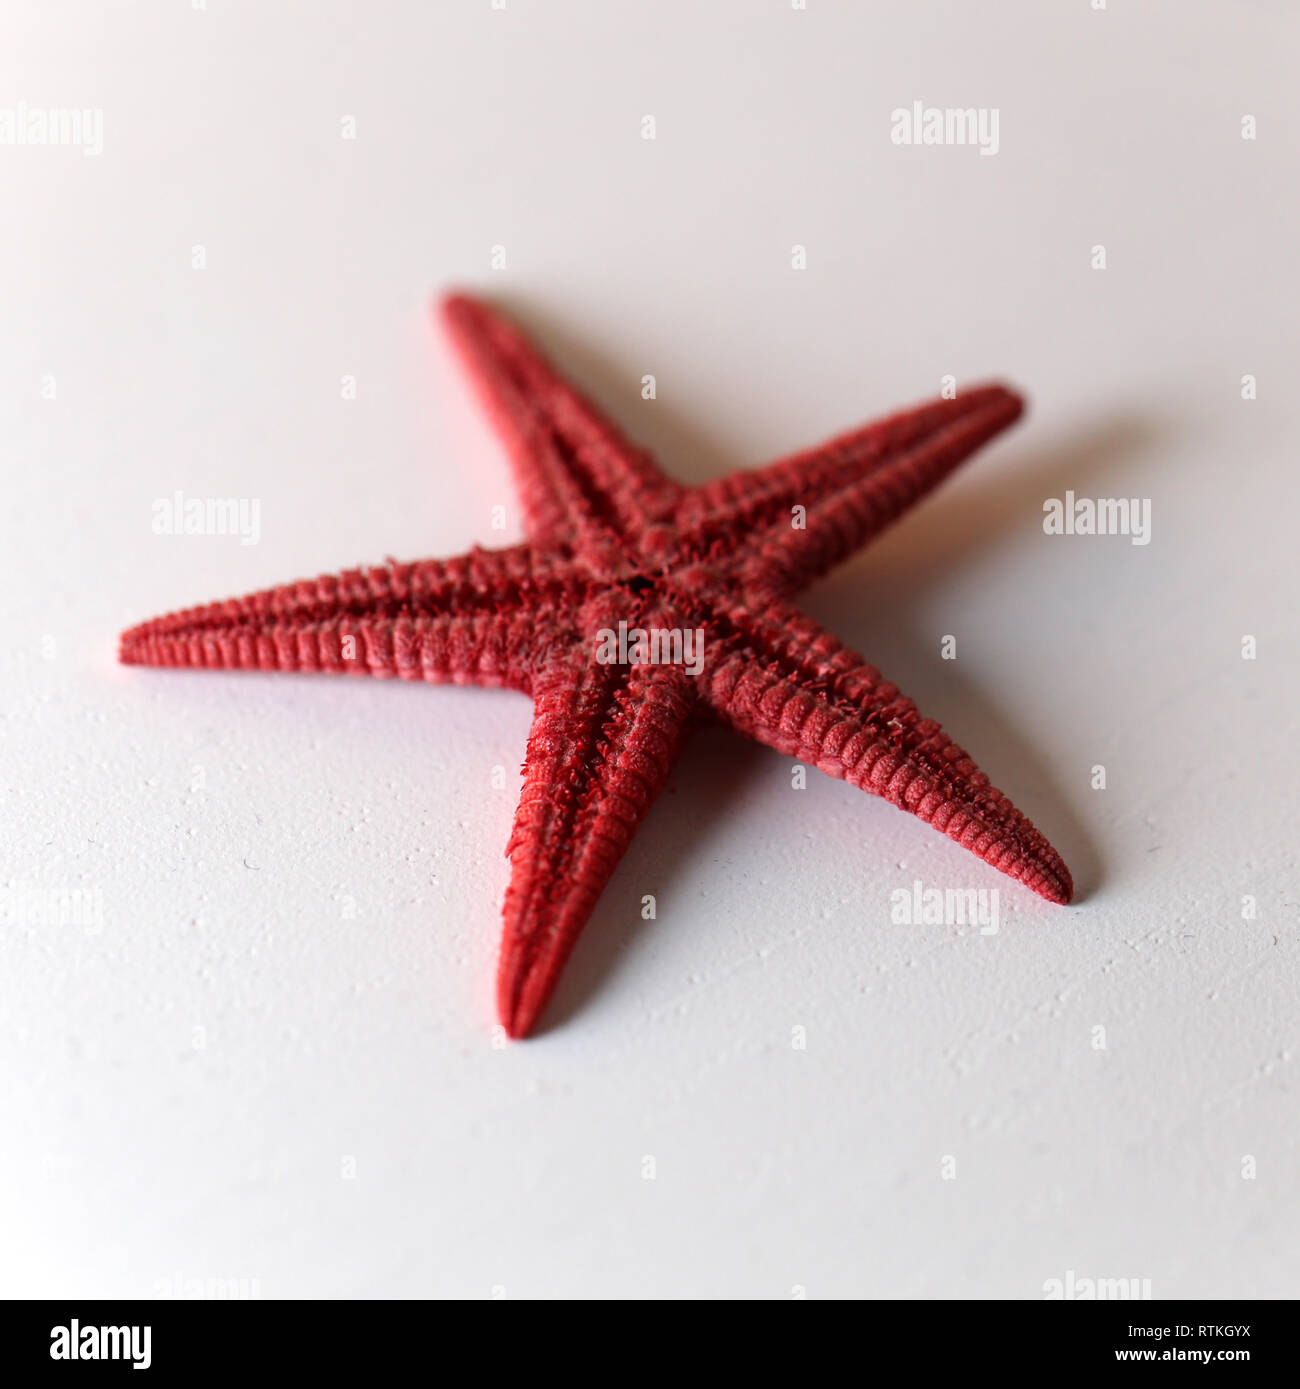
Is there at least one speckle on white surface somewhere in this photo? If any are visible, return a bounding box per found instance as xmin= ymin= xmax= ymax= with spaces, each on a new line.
xmin=1 ymin=0 xmax=1296 ymax=1299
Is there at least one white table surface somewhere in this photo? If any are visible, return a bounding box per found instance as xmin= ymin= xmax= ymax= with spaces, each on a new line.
xmin=2 ymin=0 xmax=1296 ymax=1298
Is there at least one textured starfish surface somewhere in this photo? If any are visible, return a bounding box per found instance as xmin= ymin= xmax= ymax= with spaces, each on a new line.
xmin=121 ymin=293 xmax=1072 ymax=1037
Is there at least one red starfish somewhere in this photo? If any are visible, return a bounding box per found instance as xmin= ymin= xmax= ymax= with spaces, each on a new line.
xmin=121 ymin=293 xmax=1072 ymax=1038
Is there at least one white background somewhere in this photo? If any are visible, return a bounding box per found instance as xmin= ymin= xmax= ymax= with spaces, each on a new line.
xmin=2 ymin=1 xmax=1296 ymax=1298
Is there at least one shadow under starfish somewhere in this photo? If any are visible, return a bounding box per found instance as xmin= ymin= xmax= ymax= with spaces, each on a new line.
xmin=120 ymin=293 xmax=1073 ymax=1039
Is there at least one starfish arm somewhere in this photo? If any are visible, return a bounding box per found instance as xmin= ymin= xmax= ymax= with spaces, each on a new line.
xmin=737 ymin=386 xmax=1024 ymax=598
xmin=673 ymin=386 xmax=1022 ymax=595
xmin=698 ymin=602 xmax=1072 ymax=905
xmin=118 ymin=543 xmax=564 ymax=691
xmin=497 ymin=646 xmax=694 ymax=1038
xmin=440 ymin=294 xmax=682 ymax=548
